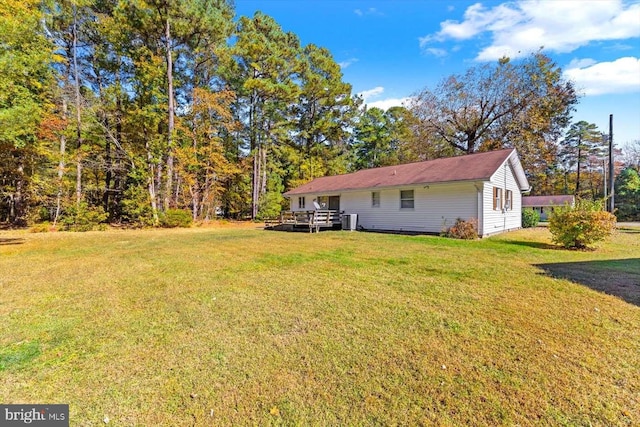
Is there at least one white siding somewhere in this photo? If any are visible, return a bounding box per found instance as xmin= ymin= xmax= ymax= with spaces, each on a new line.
xmin=285 ymin=151 xmax=528 ymax=236
xmin=482 ymin=161 xmax=523 ymax=236
xmin=340 ymin=182 xmax=479 ymax=233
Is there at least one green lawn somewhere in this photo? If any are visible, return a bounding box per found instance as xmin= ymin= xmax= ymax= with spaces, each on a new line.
xmin=1 ymin=225 xmax=638 ymax=425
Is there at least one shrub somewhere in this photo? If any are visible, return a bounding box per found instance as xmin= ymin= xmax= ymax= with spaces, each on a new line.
xmin=548 ymin=199 xmax=616 ymax=249
xmin=444 ymin=218 xmax=478 ymax=240
xmin=60 ymin=202 xmax=108 ymax=232
xmin=521 ymin=208 xmax=540 ymax=228
xmin=159 ymin=209 xmax=193 ymax=228
xmin=121 ymin=185 xmax=156 ymax=227
xmin=29 ymin=222 xmax=52 ymax=233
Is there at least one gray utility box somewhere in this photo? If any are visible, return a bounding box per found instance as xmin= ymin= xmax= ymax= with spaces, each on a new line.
xmin=341 ymin=214 xmax=358 ymax=231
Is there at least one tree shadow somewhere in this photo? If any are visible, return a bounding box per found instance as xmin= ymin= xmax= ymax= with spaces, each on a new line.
xmin=618 ymin=228 xmax=640 ymax=234
xmin=0 ymin=238 xmax=25 ymax=246
xmin=498 ymin=240 xmax=557 ymax=250
xmin=534 ymin=259 xmax=640 ymax=306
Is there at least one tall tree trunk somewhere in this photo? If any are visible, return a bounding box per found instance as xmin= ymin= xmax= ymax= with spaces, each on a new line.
xmin=54 ymin=99 xmax=68 ymax=226
xmin=260 ymin=144 xmax=267 ymax=199
xmin=252 ymin=146 xmax=260 ymax=219
xmin=191 ymin=135 xmax=199 ymax=220
xmin=156 ymin=162 xmax=163 ymax=211
xmin=190 ymin=185 xmax=198 ymax=220
xmin=72 ymin=5 xmax=83 ymax=204
xmin=164 ymin=16 xmax=175 ymax=210
xmin=146 ymin=137 xmax=159 ymax=224
xmin=250 ymin=90 xmax=258 ymax=219
xmin=113 ymin=68 xmax=123 ymax=215
xmin=576 ymin=143 xmax=582 ymax=195
xmin=97 ymin=72 xmax=112 ymax=216
xmin=203 ymin=168 xmax=210 ymax=220
xmin=13 ymin=161 xmax=25 ymax=226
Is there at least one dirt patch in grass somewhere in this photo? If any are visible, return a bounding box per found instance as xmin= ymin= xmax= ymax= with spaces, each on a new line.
xmin=535 ymin=259 xmax=640 ymax=306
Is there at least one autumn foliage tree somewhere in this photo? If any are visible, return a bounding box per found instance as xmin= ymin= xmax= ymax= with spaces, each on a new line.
xmin=0 ymin=0 xmax=56 ymax=224
xmin=2 ymin=2 xmax=599 ymax=227
xmin=409 ymin=52 xmax=577 ymax=193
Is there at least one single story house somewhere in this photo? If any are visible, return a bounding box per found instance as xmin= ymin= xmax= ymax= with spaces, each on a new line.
xmin=283 ymin=149 xmax=531 ymax=237
xmin=522 ymin=195 xmax=575 ymax=221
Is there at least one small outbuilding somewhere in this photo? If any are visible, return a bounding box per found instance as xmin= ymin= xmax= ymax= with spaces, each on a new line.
xmin=283 ymin=149 xmax=531 ymax=237
xmin=522 ymin=195 xmax=575 ymax=221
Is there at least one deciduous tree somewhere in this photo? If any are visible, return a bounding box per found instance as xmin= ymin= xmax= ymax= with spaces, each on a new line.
xmin=0 ymin=0 xmax=55 ymax=224
xmin=409 ymin=52 xmax=577 ymax=193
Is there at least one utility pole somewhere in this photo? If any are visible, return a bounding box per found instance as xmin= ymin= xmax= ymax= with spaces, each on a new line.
xmin=608 ymin=114 xmax=614 ymax=213
xmin=603 ymin=158 xmax=607 ymax=202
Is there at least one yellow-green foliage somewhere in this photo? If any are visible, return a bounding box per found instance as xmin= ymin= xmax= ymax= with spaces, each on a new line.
xmin=549 ymin=199 xmax=616 ymax=249
xmin=60 ymin=202 xmax=108 ymax=232
xmin=159 ymin=209 xmax=193 ymax=228
xmin=521 ymin=208 xmax=540 ymax=228
xmin=29 ymin=222 xmax=51 ymax=233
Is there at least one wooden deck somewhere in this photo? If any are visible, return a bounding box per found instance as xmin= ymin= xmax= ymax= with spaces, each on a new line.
xmin=265 ymin=210 xmax=343 ymax=233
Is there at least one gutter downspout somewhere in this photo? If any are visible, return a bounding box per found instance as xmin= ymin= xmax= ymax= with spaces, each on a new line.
xmin=474 ymin=183 xmax=483 ymax=237
xmin=504 ymin=163 xmax=508 ymax=232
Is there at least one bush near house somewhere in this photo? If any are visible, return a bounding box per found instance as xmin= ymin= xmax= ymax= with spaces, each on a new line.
xmin=522 ymin=208 xmax=540 ymax=228
xmin=443 ymin=218 xmax=478 ymax=239
xmin=548 ymin=199 xmax=616 ymax=249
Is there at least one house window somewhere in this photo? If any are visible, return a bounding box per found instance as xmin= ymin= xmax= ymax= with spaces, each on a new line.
xmin=372 ymin=191 xmax=380 ymax=208
xmin=493 ymin=187 xmax=502 ymax=211
xmin=400 ymin=190 xmax=414 ymax=209
xmin=505 ymin=190 xmax=513 ymax=211
xmin=298 ymin=196 xmax=305 ymax=209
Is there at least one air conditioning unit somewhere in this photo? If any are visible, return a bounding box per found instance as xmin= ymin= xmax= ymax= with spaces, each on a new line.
xmin=342 ymin=214 xmax=358 ymax=231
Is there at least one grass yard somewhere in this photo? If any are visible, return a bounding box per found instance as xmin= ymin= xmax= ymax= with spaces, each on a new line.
xmin=1 ymin=224 xmax=639 ymax=425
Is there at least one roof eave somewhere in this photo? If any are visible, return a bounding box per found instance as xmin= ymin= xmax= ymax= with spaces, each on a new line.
xmin=284 ymin=177 xmax=493 ymax=197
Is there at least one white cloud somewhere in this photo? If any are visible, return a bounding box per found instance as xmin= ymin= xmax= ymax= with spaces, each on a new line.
xmin=366 ymin=97 xmax=414 ymax=111
xmin=567 ymin=58 xmax=598 ymax=69
xmin=425 ymin=47 xmax=448 ymax=57
xmin=354 ymin=7 xmax=383 ymax=17
xmin=338 ymin=58 xmax=359 ymax=69
xmin=421 ymin=0 xmax=640 ymax=61
xmin=356 ymin=87 xmax=413 ymax=110
xmin=564 ymin=57 xmax=640 ymax=95
xmin=358 ymin=86 xmax=385 ymax=101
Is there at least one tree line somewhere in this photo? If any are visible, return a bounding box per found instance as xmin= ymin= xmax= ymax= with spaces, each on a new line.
xmin=1 ymin=0 xmax=638 ymax=227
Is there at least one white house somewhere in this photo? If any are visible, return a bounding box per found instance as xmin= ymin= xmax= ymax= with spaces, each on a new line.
xmin=283 ymin=149 xmax=531 ymax=237
xmin=522 ymin=195 xmax=575 ymax=221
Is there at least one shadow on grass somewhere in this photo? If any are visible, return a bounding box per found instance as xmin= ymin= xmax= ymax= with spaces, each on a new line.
xmin=535 ymin=259 xmax=640 ymax=306
xmin=618 ymin=228 xmax=640 ymax=234
xmin=501 ymin=240 xmax=557 ymax=250
xmin=0 ymin=238 xmax=25 ymax=246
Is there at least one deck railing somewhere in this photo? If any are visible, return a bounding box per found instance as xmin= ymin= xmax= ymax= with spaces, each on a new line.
xmin=275 ymin=210 xmax=342 ymax=232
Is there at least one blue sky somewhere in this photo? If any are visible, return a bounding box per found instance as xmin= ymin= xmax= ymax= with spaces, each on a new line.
xmin=235 ymin=0 xmax=640 ymax=146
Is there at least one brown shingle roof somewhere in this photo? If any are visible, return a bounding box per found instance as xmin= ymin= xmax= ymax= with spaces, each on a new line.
xmin=522 ymin=195 xmax=575 ymax=207
xmin=285 ymin=149 xmax=519 ymax=196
